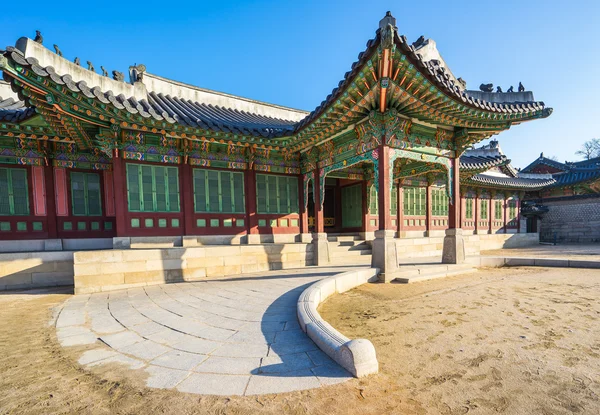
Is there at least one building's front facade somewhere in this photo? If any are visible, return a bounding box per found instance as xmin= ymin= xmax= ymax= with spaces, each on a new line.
xmin=0 ymin=13 xmax=554 ymax=271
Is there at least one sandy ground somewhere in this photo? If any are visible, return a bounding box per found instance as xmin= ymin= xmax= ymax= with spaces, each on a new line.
xmin=321 ymin=267 xmax=600 ymax=414
xmin=1 ymin=267 xmax=599 ymax=414
xmin=482 ymin=243 xmax=600 ymax=261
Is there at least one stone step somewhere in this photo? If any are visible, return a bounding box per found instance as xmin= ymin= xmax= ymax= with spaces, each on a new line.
xmin=328 ymin=241 xmax=370 ymax=250
xmin=330 ymin=255 xmax=372 ymax=265
xmin=393 ymin=265 xmax=477 ymax=284
xmin=327 ymin=235 xmax=361 ymax=242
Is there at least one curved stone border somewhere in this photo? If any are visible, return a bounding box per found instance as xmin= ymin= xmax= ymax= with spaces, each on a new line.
xmin=297 ymin=268 xmax=380 ymax=378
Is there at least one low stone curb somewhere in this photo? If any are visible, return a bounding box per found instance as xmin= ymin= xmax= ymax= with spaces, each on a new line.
xmin=467 ymin=256 xmax=600 ymax=269
xmin=297 ymin=268 xmax=380 ymax=378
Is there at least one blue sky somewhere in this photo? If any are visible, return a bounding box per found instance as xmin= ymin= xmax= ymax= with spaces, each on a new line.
xmin=1 ymin=0 xmax=598 ymax=168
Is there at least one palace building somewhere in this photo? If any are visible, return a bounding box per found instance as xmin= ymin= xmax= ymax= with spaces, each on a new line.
xmin=0 ymin=12 xmax=559 ymax=287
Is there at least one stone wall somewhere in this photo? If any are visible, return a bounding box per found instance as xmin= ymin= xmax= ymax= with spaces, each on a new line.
xmin=395 ymin=233 xmax=539 ymax=258
xmin=539 ymin=197 xmax=600 ymax=243
xmin=0 ymin=251 xmax=74 ymax=291
xmin=74 ymin=243 xmax=314 ymax=294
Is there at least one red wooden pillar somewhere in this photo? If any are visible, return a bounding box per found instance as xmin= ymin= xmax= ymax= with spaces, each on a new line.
xmin=112 ymin=151 xmax=128 ymax=237
xmin=516 ymin=197 xmax=522 ymax=233
xmin=334 ymin=180 xmax=342 ymax=232
xmin=377 ymin=145 xmax=392 ymax=230
xmin=180 ymin=163 xmax=194 ymax=235
xmin=503 ymin=194 xmax=508 ymax=233
xmin=313 ymin=168 xmax=324 ymax=233
xmin=245 ymin=168 xmax=258 ymax=236
xmin=459 ymin=193 xmax=466 ymax=229
xmin=447 ymin=157 xmax=461 ymax=229
xmin=361 ymin=180 xmax=369 ymax=234
xmin=489 ymin=193 xmax=494 ymax=234
xmin=474 ymin=191 xmax=480 ymax=234
xmin=299 ymin=175 xmax=308 ymax=234
xmin=426 ymin=183 xmax=433 ymax=235
xmin=397 ymin=181 xmax=403 ymax=236
xmin=43 ymin=164 xmax=58 ymax=239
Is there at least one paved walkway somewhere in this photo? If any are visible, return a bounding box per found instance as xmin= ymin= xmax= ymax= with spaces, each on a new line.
xmin=55 ymin=266 xmax=358 ymax=396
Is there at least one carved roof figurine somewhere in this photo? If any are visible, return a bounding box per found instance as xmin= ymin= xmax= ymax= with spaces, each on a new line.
xmin=112 ymin=70 xmax=125 ymax=82
xmin=519 ymin=82 xmax=525 ymax=92
xmin=479 ymin=83 xmax=493 ymax=92
xmin=379 ymin=11 xmax=396 ymax=49
xmin=496 ymin=86 xmax=503 ymax=93
xmin=412 ymin=35 xmax=426 ymax=49
xmin=507 ymin=85 xmax=514 ymax=93
xmin=74 ymin=57 xmax=80 ymax=66
xmin=457 ymin=77 xmax=467 ymax=89
xmin=129 ymin=63 xmax=146 ymax=83
xmin=34 ymin=30 xmax=43 ymax=44
xmin=100 ymin=66 xmax=108 ymax=77
xmin=53 ymin=44 xmax=63 ymax=57
xmin=86 ymin=61 xmax=95 ymax=72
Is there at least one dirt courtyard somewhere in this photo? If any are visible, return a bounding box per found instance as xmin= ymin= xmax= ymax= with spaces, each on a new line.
xmin=0 ymin=266 xmax=599 ymax=414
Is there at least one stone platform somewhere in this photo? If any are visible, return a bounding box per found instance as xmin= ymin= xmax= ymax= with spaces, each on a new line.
xmin=55 ymin=267 xmax=355 ymax=396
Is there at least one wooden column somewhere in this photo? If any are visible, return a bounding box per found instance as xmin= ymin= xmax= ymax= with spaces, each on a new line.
xmin=397 ymin=181 xmax=403 ymax=236
xmin=299 ymin=175 xmax=308 ymax=234
xmin=474 ymin=191 xmax=480 ymax=234
xmin=361 ymin=180 xmax=369 ymax=234
xmin=377 ymin=145 xmax=392 ymax=230
xmin=426 ymin=183 xmax=433 ymax=235
xmin=334 ymin=180 xmax=342 ymax=232
xmin=489 ymin=193 xmax=494 ymax=235
xmin=503 ymin=194 xmax=508 ymax=233
xmin=43 ymin=163 xmax=58 ymax=239
xmin=245 ymin=168 xmax=258 ymax=236
xmin=112 ymin=151 xmax=128 ymax=237
xmin=459 ymin=193 xmax=466 ymax=229
xmin=314 ymin=168 xmax=324 ymax=233
xmin=447 ymin=157 xmax=461 ymax=229
xmin=516 ymin=196 xmax=522 ymax=233
xmin=180 ymin=163 xmax=194 ymax=236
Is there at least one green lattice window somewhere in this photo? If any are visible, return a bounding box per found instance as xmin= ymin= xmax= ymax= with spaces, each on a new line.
xmin=369 ymin=186 xmax=378 ymax=215
xmin=70 ymin=172 xmax=102 ymax=216
xmin=256 ymin=174 xmax=298 ymax=214
xmin=126 ymin=164 xmax=180 ymax=212
xmin=508 ymin=200 xmax=517 ymax=219
xmin=432 ymin=188 xmax=449 ymax=216
xmin=494 ymin=200 xmax=503 ymax=220
xmin=0 ymin=168 xmax=29 ymax=216
xmin=403 ymin=187 xmax=426 ymax=216
xmin=480 ymin=200 xmax=489 ymax=220
xmin=465 ymin=198 xmax=473 ymax=219
xmin=193 ymin=169 xmax=245 ymax=213
xmin=368 ymin=186 xmax=397 ymax=215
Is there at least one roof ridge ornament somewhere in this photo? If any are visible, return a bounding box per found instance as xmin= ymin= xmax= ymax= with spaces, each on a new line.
xmin=379 ymin=11 xmax=396 ymax=49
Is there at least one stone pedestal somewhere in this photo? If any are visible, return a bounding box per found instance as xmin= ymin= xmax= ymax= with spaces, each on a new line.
xmin=312 ymin=233 xmax=330 ymax=266
xmin=44 ymin=239 xmax=63 ymax=251
xmin=371 ymin=230 xmax=398 ymax=283
xmin=300 ymin=233 xmax=313 ymax=244
xmin=113 ymin=237 xmax=131 ymax=249
xmin=442 ymin=228 xmax=466 ymax=264
xmin=247 ymin=234 xmax=261 ymax=245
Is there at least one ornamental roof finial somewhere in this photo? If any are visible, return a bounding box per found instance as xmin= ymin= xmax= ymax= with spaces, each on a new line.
xmin=379 ymin=11 xmax=396 ymax=30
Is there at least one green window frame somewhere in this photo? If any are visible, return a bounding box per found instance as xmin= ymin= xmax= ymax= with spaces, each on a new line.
xmin=494 ymin=200 xmax=503 ymax=220
xmin=0 ymin=168 xmax=29 ymax=216
xmin=193 ymin=169 xmax=245 ymax=213
xmin=465 ymin=198 xmax=473 ymax=219
xmin=480 ymin=200 xmax=489 ymax=220
xmin=403 ymin=187 xmax=426 ymax=216
xmin=256 ymin=174 xmax=298 ymax=214
xmin=369 ymin=186 xmax=397 ymax=215
xmin=70 ymin=172 xmax=102 ymax=216
xmin=126 ymin=164 xmax=180 ymax=212
xmin=508 ymin=200 xmax=517 ymax=219
xmin=432 ymin=188 xmax=449 ymax=216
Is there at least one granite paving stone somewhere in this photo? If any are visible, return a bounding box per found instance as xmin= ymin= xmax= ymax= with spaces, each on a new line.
xmin=56 ymin=265 xmax=362 ymax=395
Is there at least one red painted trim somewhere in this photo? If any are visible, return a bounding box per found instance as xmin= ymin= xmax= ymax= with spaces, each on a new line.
xmin=180 ymin=163 xmax=194 ymax=236
xmin=448 ymin=157 xmax=461 ymax=229
xmin=44 ymin=165 xmax=58 ymax=238
xmin=245 ymin=168 xmax=258 ymax=235
xmin=299 ymin=174 xmax=308 ymax=234
xmin=54 ymin=168 xmax=69 ymax=216
xmin=32 ymin=166 xmax=46 ymax=216
xmin=314 ymin=168 xmax=324 ymax=233
xmin=103 ymin=170 xmax=116 ymax=217
xmin=377 ymin=145 xmax=392 ymax=230
xmin=112 ymin=155 xmax=127 ymax=236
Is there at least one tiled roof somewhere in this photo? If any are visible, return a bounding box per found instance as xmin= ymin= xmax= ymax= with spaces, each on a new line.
xmin=521 ymin=156 xmax=568 ymax=173
xmin=0 ymin=95 xmax=36 ymax=123
xmin=467 ymin=173 xmax=556 ymax=189
xmin=1 ymin=47 xmax=300 ymax=138
xmin=549 ymin=168 xmax=600 ymax=187
xmin=460 ymin=154 xmax=508 ymax=171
